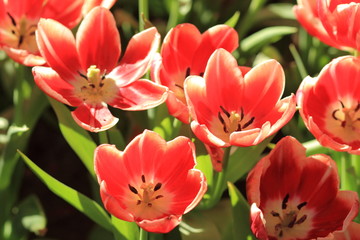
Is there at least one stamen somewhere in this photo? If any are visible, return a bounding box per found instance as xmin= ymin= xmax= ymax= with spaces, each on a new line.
xmin=128 ymin=184 xmax=138 ymax=194
xmin=7 ymin=12 xmax=16 ymax=26
xmin=185 ymin=68 xmax=191 ymax=78
xmin=287 ymin=217 xmax=297 ymax=228
xmin=242 ymin=116 xmax=255 ymax=129
xmin=199 ymin=72 xmax=204 ymax=77
xmin=355 ymin=102 xmax=360 ymax=112
xmin=297 ymin=201 xmax=307 ymax=210
xmin=220 ymin=106 xmax=230 ymax=117
xmin=271 ymin=211 xmax=280 ymax=217
xmin=240 ymin=107 xmax=244 ymax=120
xmin=282 ymin=194 xmax=289 ymax=210
xmin=295 ymin=215 xmax=307 ymax=224
xmin=175 ymin=84 xmax=184 ymax=90
xmin=154 ymin=182 xmax=162 ymax=191
xmin=155 ymin=195 xmax=163 ymax=199
xmin=147 ymin=203 xmax=152 ymax=207
xmin=332 ymin=109 xmax=339 ymax=120
xmin=18 ymin=35 xmax=24 ymax=47
xmin=78 ymin=71 xmax=88 ymax=80
xmin=136 ymin=200 xmax=142 ymax=205
xmin=340 ymin=100 xmax=345 ymax=108
xmin=141 ymin=175 xmax=146 ymax=183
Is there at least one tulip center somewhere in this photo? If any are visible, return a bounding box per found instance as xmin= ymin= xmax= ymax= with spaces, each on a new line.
xmin=332 ymin=101 xmax=360 ymax=130
xmin=5 ymin=12 xmax=38 ymax=53
xmin=218 ymin=106 xmax=255 ymax=133
xmin=267 ymin=194 xmax=308 ymax=239
xmin=76 ymin=65 xmax=117 ymax=105
xmin=128 ymin=175 xmax=164 ymax=208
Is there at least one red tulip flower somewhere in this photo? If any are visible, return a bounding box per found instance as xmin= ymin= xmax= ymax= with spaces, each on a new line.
xmin=151 ymin=23 xmax=239 ymax=123
xmin=297 ymin=56 xmax=360 ymax=154
xmin=184 ymin=48 xmax=296 ymax=148
xmin=333 ymin=222 xmax=360 ymax=239
xmin=94 ymin=130 xmax=207 ymax=233
xmin=33 ymin=7 xmax=167 ymax=132
xmin=0 ymin=0 xmax=115 ymax=66
xmin=294 ymin=0 xmax=360 ymax=52
xmin=247 ymin=136 xmax=359 ymax=240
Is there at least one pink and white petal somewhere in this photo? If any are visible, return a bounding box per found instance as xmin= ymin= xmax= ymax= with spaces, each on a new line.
xmin=82 ymin=0 xmax=116 ymax=15
xmin=229 ymin=126 xmax=269 ymax=147
xmin=309 ymin=190 xmax=359 ymax=238
xmin=109 ymin=79 xmax=168 ymax=111
xmin=333 ymin=222 xmax=360 ymax=240
xmin=191 ymin=25 xmax=239 ymax=74
xmin=137 ymin=215 xmax=182 ymax=233
xmin=160 ymin=23 xmax=201 ymax=77
xmin=42 ymin=0 xmax=84 ymax=29
xmin=190 ymin=121 xmax=229 ymax=147
xmin=203 ymin=49 xmax=244 ymax=111
xmin=76 ymin=7 xmax=120 ymax=72
xmin=36 ymin=18 xmax=83 ymax=82
xmin=108 ymin=27 xmax=160 ymax=86
xmin=250 ymin=203 xmax=268 ymax=240
xmin=33 ymin=66 xmax=82 ymax=106
xmin=2 ymin=46 xmax=46 ymax=66
xmin=242 ymin=59 xmax=285 ymax=117
xmin=99 ymin=181 xmax=134 ymax=222
xmin=71 ymin=103 xmax=118 ymax=132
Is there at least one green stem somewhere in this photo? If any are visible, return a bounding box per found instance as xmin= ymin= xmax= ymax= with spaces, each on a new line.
xmin=166 ymin=0 xmax=179 ymax=31
xmin=138 ymin=0 xmax=149 ymax=31
xmin=98 ymin=131 xmax=109 ymax=144
xmin=139 ymin=228 xmax=148 ymax=240
xmin=206 ymin=147 xmax=231 ymax=209
xmin=340 ymin=152 xmax=353 ymax=191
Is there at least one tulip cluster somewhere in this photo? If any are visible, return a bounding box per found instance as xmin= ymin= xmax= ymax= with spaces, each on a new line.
xmin=1 ymin=0 xmax=360 ymax=239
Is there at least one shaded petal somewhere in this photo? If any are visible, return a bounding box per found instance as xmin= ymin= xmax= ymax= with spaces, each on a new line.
xmin=42 ymin=0 xmax=84 ymax=29
xmin=191 ymin=25 xmax=239 ymax=74
xmin=165 ymin=91 xmax=190 ymax=124
xmin=99 ymin=181 xmax=134 ymax=222
xmin=109 ymin=79 xmax=168 ymax=111
xmin=160 ymin=23 xmax=201 ymax=79
xmin=190 ymin=121 xmax=228 ymax=147
xmin=137 ymin=215 xmax=182 ymax=233
xmin=2 ymin=46 xmax=46 ymax=66
xmin=242 ymin=59 xmax=285 ymax=117
xmin=309 ymin=190 xmax=359 ymax=238
xmin=71 ymin=103 xmax=118 ymax=132
xmin=229 ymin=124 xmax=270 ymax=147
xmin=204 ymin=49 xmax=244 ymax=111
xmin=5 ymin=0 xmax=44 ymax=20
xmin=333 ymin=222 xmax=360 ymax=240
xmin=204 ymin=144 xmax=224 ymax=172
xmin=32 ymin=66 xmax=82 ymax=106
xmin=76 ymin=6 xmax=120 ymax=72
xmin=108 ymin=27 xmax=160 ymax=86
xmin=36 ymin=18 xmax=83 ymax=81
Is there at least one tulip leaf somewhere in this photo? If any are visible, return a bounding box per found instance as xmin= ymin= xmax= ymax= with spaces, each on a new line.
xmin=18 ymin=150 xmax=113 ymax=233
xmin=224 ymin=11 xmax=240 ymax=28
xmin=48 ymin=98 xmax=96 ymax=177
xmin=111 ymin=216 xmax=139 ymax=240
xmin=241 ymin=26 xmax=297 ymax=54
xmin=227 ymin=182 xmax=254 ymax=240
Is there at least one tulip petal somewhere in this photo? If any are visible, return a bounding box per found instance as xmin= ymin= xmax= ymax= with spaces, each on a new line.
xmin=137 ymin=215 xmax=182 ymax=233
xmin=82 ymin=0 xmax=116 ymax=15
xmin=5 ymin=0 xmax=43 ymax=20
xmin=76 ymin=7 xmax=120 ymax=72
xmin=109 ymin=79 xmax=168 ymax=111
xmin=2 ymin=46 xmax=46 ymax=66
xmin=32 ymin=66 xmax=82 ymax=106
xmin=108 ymin=27 xmax=160 ymax=86
xmin=71 ymin=103 xmax=118 ymax=132
xmin=191 ymin=25 xmax=239 ymax=74
xmin=36 ymin=18 xmax=82 ymax=82
xmin=203 ymin=49 xmax=244 ymax=111
xmin=42 ymin=0 xmax=84 ymax=29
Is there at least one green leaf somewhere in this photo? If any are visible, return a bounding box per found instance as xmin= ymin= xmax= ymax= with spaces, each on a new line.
xmin=17 ymin=195 xmax=46 ymax=235
xmin=224 ymin=11 xmax=240 ymax=28
xmin=111 ymin=216 xmax=139 ymax=240
xmin=241 ymin=26 xmax=297 ymax=54
xmin=227 ymin=182 xmax=254 ymax=240
xmin=48 ymin=98 xmax=97 ymax=177
xmin=18 ymin=150 xmax=113 ymax=232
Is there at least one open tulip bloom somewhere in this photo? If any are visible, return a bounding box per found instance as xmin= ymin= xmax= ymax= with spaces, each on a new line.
xmin=151 ymin=23 xmax=239 ymax=123
xmin=94 ymin=130 xmax=207 ymax=233
xmin=246 ymin=136 xmax=359 ymax=239
xmin=294 ymin=0 xmax=360 ymax=52
xmin=297 ymin=56 xmax=360 ymax=154
xmin=0 ymin=0 xmax=115 ymax=66
xmin=33 ymin=7 xmax=168 ymax=132
xmin=184 ymin=48 xmax=296 ymax=148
